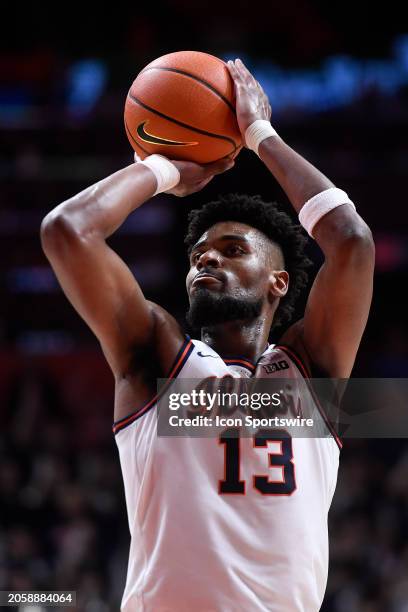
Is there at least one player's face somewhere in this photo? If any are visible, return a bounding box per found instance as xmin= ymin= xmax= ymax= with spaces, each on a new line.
xmin=186 ymin=221 xmax=281 ymax=303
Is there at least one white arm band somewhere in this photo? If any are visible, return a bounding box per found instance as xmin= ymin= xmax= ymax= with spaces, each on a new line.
xmin=137 ymin=154 xmax=180 ymax=195
xmin=299 ymin=187 xmax=356 ymax=237
xmin=245 ymin=120 xmax=278 ymax=155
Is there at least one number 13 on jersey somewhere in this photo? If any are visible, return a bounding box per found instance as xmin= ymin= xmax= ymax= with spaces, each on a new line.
xmin=219 ymin=428 xmax=296 ymax=495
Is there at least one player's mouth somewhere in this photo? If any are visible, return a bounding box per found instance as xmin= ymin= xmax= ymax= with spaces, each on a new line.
xmin=192 ymin=271 xmax=224 ymax=288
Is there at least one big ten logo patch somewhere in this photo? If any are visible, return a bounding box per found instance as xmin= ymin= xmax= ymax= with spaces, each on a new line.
xmin=262 ymin=360 xmax=289 ymax=374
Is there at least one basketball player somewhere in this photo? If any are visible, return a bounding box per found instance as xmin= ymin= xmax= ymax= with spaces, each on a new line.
xmin=41 ymin=59 xmax=374 ymax=611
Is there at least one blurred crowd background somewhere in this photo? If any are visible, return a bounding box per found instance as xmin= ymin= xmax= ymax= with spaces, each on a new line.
xmin=1 ymin=2 xmax=408 ymax=610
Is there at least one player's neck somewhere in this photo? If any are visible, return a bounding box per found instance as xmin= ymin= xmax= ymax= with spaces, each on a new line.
xmin=200 ymin=318 xmax=270 ymax=362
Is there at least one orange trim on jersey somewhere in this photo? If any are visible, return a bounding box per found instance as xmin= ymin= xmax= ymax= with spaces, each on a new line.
xmin=223 ymin=358 xmax=255 ymax=371
xmin=112 ymin=337 xmax=194 ymax=435
xmin=274 ymin=344 xmax=343 ymax=450
xmin=167 ymin=340 xmax=193 ymax=378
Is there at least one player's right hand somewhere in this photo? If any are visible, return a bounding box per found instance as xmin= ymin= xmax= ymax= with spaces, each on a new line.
xmin=166 ymin=158 xmax=235 ymax=197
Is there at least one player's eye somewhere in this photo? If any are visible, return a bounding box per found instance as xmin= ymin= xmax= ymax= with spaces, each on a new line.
xmin=226 ymin=245 xmax=245 ymax=256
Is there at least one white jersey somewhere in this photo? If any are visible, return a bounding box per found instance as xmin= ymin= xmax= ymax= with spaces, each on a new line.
xmin=114 ymin=337 xmax=340 ymax=612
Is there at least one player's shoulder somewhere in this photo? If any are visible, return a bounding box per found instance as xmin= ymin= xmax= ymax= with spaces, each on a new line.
xmin=145 ymin=300 xmax=190 ymax=370
xmin=276 ymin=319 xmax=312 ymax=376
xmin=147 ymin=301 xmax=190 ymax=345
xmin=277 ymin=318 xmax=330 ymax=378
xmin=147 ymin=300 xmax=180 ymax=333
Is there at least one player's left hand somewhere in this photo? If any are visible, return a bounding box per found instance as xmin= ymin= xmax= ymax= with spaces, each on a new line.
xmin=227 ymin=59 xmax=272 ymax=146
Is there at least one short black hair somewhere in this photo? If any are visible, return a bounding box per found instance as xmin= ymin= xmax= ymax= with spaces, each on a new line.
xmin=184 ymin=193 xmax=312 ymax=329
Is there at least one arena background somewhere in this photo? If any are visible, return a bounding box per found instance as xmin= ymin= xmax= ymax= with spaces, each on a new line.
xmin=1 ymin=2 xmax=408 ymax=610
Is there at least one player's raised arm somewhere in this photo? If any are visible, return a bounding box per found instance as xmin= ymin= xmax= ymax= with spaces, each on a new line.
xmin=40 ymin=155 xmax=233 ymax=377
xmin=228 ymin=59 xmax=375 ymax=378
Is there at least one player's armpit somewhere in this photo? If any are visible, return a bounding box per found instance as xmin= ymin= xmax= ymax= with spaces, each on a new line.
xmin=280 ymin=211 xmax=375 ymax=379
xmin=40 ymin=214 xmax=183 ymax=377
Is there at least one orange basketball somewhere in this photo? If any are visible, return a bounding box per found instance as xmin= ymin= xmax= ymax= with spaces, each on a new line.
xmin=124 ymin=51 xmax=242 ymax=164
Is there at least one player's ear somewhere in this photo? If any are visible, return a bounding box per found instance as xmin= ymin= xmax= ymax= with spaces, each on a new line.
xmin=268 ymin=270 xmax=289 ymax=301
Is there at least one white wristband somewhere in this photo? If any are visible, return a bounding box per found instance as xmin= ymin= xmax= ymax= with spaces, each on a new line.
xmin=299 ymin=187 xmax=356 ymax=237
xmin=245 ymin=120 xmax=278 ymax=155
xmin=138 ymin=154 xmax=180 ymax=195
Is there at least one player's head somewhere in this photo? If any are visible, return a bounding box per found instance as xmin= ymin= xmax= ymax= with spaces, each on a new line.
xmin=185 ymin=194 xmax=311 ymax=333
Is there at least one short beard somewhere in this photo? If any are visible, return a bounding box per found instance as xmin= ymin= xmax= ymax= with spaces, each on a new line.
xmin=186 ymin=288 xmax=263 ymax=331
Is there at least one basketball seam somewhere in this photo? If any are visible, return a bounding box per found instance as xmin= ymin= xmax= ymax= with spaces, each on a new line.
xmin=139 ymin=66 xmax=236 ymax=114
xmin=127 ymin=93 xmax=238 ymax=152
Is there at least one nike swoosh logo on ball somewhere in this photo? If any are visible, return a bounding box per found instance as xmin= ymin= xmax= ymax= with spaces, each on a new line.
xmin=137 ymin=121 xmax=198 ymax=146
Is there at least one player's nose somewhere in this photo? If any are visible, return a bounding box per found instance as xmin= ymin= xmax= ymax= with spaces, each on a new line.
xmin=197 ymin=249 xmax=221 ymax=269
